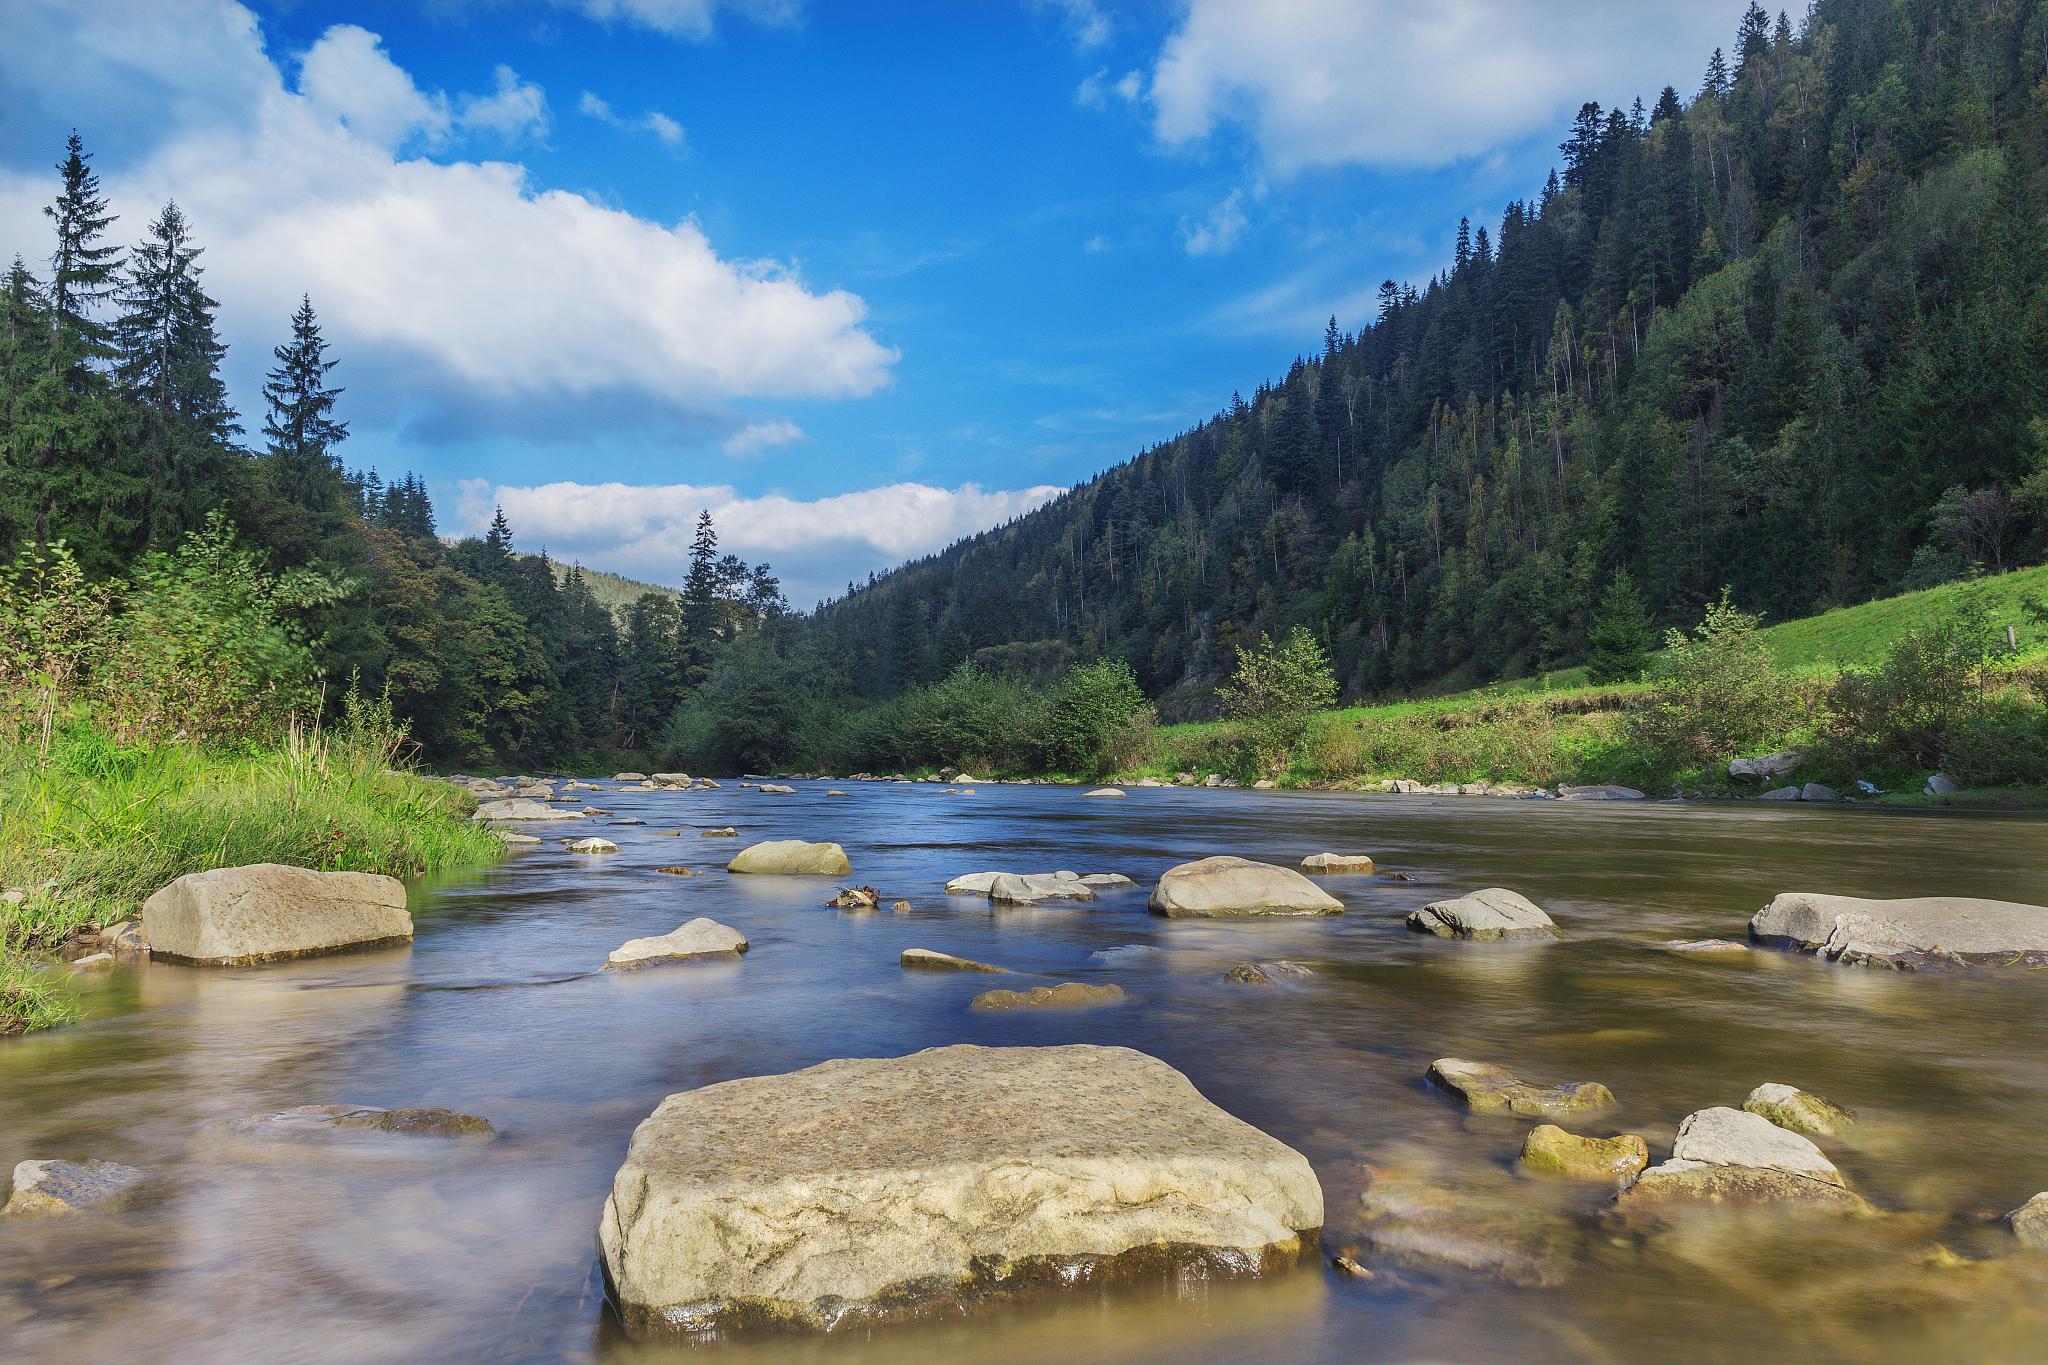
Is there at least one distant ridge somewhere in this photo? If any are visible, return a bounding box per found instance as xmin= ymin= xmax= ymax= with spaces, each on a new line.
xmin=535 ymin=557 xmax=680 ymax=616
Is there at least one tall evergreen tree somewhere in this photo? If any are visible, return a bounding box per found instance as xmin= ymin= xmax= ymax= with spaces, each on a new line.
xmin=257 ymin=296 xmax=350 ymax=564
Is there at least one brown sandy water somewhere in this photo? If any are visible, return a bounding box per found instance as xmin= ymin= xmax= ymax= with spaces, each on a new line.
xmin=4 ymin=784 xmax=2047 ymax=1362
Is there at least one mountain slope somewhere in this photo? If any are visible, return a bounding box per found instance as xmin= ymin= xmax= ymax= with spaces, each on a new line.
xmin=811 ymin=0 xmax=2048 ymax=717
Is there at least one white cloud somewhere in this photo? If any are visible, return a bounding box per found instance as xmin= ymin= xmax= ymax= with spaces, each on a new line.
xmin=1032 ymin=0 xmax=1113 ymax=52
xmin=458 ymin=66 xmax=550 ymax=142
xmin=456 ymin=478 xmax=1063 ymax=606
xmin=1075 ymin=66 xmax=1144 ymax=111
xmin=578 ymin=91 xmax=687 ymax=151
xmin=721 ymin=417 xmax=805 ymax=457
xmin=1151 ymin=0 xmax=1750 ymax=173
xmin=0 ymin=0 xmax=892 ymax=442
xmin=549 ymin=0 xmax=802 ymax=40
xmin=1179 ymin=186 xmax=1249 ymax=256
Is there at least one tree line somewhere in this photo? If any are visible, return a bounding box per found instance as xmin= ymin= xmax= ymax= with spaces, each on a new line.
xmin=806 ymin=0 xmax=2048 ymax=717
xmin=0 ymin=134 xmax=783 ymax=765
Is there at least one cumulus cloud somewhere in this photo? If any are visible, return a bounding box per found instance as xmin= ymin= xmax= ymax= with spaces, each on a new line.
xmin=457 ymin=478 xmax=1063 ymax=606
xmin=1150 ymin=0 xmax=1748 ymax=173
xmin=0 ymin=0 xmax=892 ymax=445
xmin=578 ymin=91 xmax=687 ymax=151
xmin=1075 ymin=66 xmax=1144 ymax=111
xmin=1031 ymin=0 xmax=1113 ymax=52
xmin=721 ymin=417 xmax=805 ymax=457
xmin=1179 ymin=186 xmax=1250 ymax=256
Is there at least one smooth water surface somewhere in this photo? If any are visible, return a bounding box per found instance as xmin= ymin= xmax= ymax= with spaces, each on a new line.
xmin=5 ymin=784 xmax=2048 ymax=1363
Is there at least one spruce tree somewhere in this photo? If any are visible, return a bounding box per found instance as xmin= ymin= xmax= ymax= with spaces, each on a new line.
xmin=44 ymin=131 xmax=121 ymax=376
xmin=1584 ymin=571 xmax=1657 ymax=684
xmin=257 ymin=295 xmax=350 ymax=563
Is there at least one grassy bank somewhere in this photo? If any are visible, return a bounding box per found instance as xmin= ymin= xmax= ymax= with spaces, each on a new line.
xmin=0 ymin=723 xmax=503 ymax=1034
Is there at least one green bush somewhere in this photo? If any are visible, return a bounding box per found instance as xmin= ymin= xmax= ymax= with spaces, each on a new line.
xmin=900 ymin=662 xmax=1040 ymax=772
xmin=1037 ymin=658 xmax=1153 ymax=778
xmin=1625 ymin=592 xmax=1796 ymax=766
xmin=1218 ymin=627 xmax=1339 ymax=773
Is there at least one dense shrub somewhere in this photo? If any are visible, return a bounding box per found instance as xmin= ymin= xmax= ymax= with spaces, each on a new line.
xmin=1625 ymin=592 xmax=1796 ymax=766
xmin=1036 ymin=659 xmax=1153 ymax=778
xmin=1217 ymin=627 xmax=1339 ymax=773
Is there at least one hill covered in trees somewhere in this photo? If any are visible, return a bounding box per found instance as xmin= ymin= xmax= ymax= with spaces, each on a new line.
xmin=808 ymin=0 xmax=2048 ymax=717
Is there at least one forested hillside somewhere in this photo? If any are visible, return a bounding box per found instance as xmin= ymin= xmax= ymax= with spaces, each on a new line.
xmin=0 ymin=137 xmax=786 ymax=764
xmin=811 ymin=0 xmax=2048 ymax=715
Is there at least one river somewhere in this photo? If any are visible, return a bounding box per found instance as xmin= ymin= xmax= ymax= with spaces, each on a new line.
xmin=5 ymin=783 xmax=2048 ymax=1362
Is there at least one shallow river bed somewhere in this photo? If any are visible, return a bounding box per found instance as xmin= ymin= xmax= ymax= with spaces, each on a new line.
xmin=5 ymin=784 xmax=2048 ymax=1362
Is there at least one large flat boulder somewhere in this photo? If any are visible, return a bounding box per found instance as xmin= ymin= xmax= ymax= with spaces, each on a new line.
xmin=989 ymin=873 xmax=1096 ymax=905
xmin=1749 ymin=892 xmax=2048 ymax=967
xmin=1427 ymin=1058 xmax=1615 ymax=1118
xmin=1300 ymin=853 xmax=1375 ymax=874
xmin=726 ymin=840 xmax=851 ymax=876
xmin=606 ymin=919 xmax=748 ymax=969
xmin=1618 ymin=1107 xmax=1865 ymax=1213
xmin=3 ymin=1159 xmax=148 ymax=1217
xmin=472 ymin=798 xmax=584 ymax=822
xmin=1147 ymin=857 xmax=1343 ymax=918
xmin=1407 ymin=888 xmax=1558 ymax=940
xmin=141 ymin=864 xmax=411 ymax=966
xmin=597 ymin=1044 xmax=1323 ymax=1335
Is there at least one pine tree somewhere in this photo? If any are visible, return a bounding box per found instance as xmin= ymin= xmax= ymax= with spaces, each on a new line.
xmin=681 ymin=509 xmax=722 ymax=683
xmin=257 ymin=295 xmax=350 ymax=564
xmin=43 ymin=131 xmax=121 ymax=377
xmin=114 ymin=200 xmax=239 ymax=545
xmin=1584 ymin=571 xmax=1657 ymax=683
xmin=1702 ymin=48 xmax=1730 ymax=99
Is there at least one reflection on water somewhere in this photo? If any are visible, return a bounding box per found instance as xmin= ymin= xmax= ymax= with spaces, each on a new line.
xmin=4 ymin=787 xmax=2048 ymax=1362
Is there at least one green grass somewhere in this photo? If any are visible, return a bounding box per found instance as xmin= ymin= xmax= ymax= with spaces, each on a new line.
xmin=1 ymin=721 xmax=503 ymax=1034
xmin=1127 ymin=568 xmax=2048 ymax=798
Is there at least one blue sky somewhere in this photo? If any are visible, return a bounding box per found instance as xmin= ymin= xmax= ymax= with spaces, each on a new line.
xmin=1 ymin=0 xmax=1751 ymax=603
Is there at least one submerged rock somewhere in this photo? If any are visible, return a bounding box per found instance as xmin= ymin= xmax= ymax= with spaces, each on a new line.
xmin=1426 ymin=1058 xmax=1616 ymax=1118
xmin=1148 ymin=857 xmax=1343 ymax=919
xmin=1663 ymin=938 xmax=1752 ymax=955
xmin=2 ymin=1159 xmax=148 ymax=1217
xmin=472 ymin=798 xmax=584 ymax=822
xmin=142 ymin=864 xmax=411 ymax=966
xmin=726 ymin=840 xmax=851 ymax=876
xmin=1082 ymin=787 xmax=1125 ymax=798
xmin=900 ymin=948 xmax=1006 ymax=973
xmin=1355 ymin=1176 xmax=1580 ymax=1287
xmin=1748 ymin=892 xmax=2048 ymax=967
xmin=1619 ymin=1107 xmax=1864 ymax=1213
xmin=224 ymin=1104 xmax=493 ymax=1140
xmin=1300 ymin=853 xmax=1375 ymax=875
xmin=1519 ymin=1126 xmax=1648 ymax=1182
xmin=2008 ymin=1193 xmax=2048 ymax=1250
xmin=1742 ymin=1083 xmax=1855 ymax=1138
xmin=1406 ymin=888 xmax=1558 ymax=940
xmin=596 ymin=1044 xmax=1323 ymax=1335
xmin=970 ymin=982 xmax=1125 ymax=1010
xmin=499 ymin=831 xmax=543 ymax=846
xmin=605 ymin=918 xmax=748 ymax=969
xmin=652 ymin=866 xmax=699 ymax=877
xmin=1226 ymin=961 xmax=1314 ymax=985
xmin=701 ymin=826 xmax=738 ymax=838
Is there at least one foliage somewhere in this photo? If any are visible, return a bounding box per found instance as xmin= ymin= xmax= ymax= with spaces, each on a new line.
xmin=1583 ymin=571 xmax=1656 ymax=684
xmin=1217 ymin=627 xmax=1340 ymax=772
xmin=1625 ymin=592 xmax=1796 ymax=766
xmin=0 ymin=540 xmax=114 ymax=758
xmin=1822 ymin=597 xmax=2027 ymax=778
xmin=1036 ymin=658 xmax=1154 ymax=778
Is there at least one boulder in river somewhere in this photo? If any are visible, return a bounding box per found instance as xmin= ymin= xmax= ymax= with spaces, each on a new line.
xmin=944 ymin=872 xmax=1001 ymax=895
xmin=1742 ymin=1082 xmax=1855 ymax=1138
xmin=2008 ymin=1193 xmax=2048 ymax=1251
xmin=568 ymin=837 xmax=619 ymax=854
xmin=989 ymin=873 xmax=1097 ymax=906
xmin=1518 ymin=1126 xmax=1648 ymax=1182
xmin=142 ymin=864 xmax=411 ymax=966
xmin=1748 ymin=891 xmax=2048 ymax=968
xmin=2 ymin=1159 xmax=148 ymax=1217
xmin=970 ymin=982 xmax=1125 ymax=1010
xmin=1427 ymin=1058 xmax=1616 ymax=1118
xmin=726 ymin=840 xmax=851 ymax=876
xmin=1728 ymin=750 xmax=1805 ymax=782
xmin=1662 ymin=938 xmax=1752 ymax=955
xmin=900 ymin=948 xmax=1006 ymax=973
xmin=614 ymin=772 xmax=648 ymax=782
xmin=1618 ymin=1107 xmax=1865 ymax=1213
xmin=1082 ymin=787 xmax=1125 ymax=798
xmin=1354 ymin=1175 xmax=1580 ymax=1287
xmin=701 ymin=826 xmax=738 ymax=838
xmin=1406 ymin=888 xmax=1558 ymax=940
xmin=757 ymin=783 xmax=797 ymax=794
xmin=1147 ymin=857 xmax=1343 ymax=919
xmin=472 ymin=797 xmax=584 ymax=822
xmin=605 ymin=918 xmax=748 ymax=969
xmin=595 ymin=1044 xmax=1323 ymax=1335
xmin=1300 ymin=852 xmax=1375 ymax=874
xmin=1226 ymin=961 xmax=1313 ymax=986
xmin=223 ymin=1104 xmax=493 ymax=1140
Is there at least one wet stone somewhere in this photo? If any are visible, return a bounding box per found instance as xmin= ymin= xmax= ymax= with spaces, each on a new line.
xmin=2 ymin=1160 xmax=149 ymax=1217
xmin=1426 ymin=1058 xmax=1616 ymax=1118
xmin=1519 ymin=1126 xmax=1649 ymax=1183
xmin=1742 ymin=1083 xmax=1855 ymax=1138
xmin=221 ymin=1104 xmax=494 ymax=1140
xmin=971 ymin=982 xmax=1126 ymax=1011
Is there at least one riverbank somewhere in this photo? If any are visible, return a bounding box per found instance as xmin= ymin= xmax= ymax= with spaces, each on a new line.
xmin=0 ymin=723 xmax=503 ymax=1034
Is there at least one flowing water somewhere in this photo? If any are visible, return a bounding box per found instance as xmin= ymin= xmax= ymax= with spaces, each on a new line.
xmin=5 ymin=784 xmax=2048 ymax=1363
